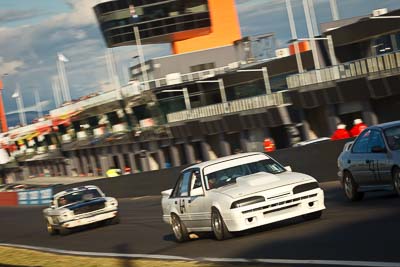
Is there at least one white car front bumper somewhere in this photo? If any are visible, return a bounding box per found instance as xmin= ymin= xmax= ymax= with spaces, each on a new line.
xmin=61 ymin=210 xmax=118 ymax=229
xmin=222 ymin=188 xmax=325 ymax=232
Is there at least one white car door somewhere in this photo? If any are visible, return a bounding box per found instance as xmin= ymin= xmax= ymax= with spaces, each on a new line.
xmin=170 ymin=170 xmax=192 ymax=225
xmin=186 ymin=169 xmax=209 ymax=230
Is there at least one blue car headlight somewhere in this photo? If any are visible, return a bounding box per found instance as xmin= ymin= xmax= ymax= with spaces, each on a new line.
xmin=230 ymin=196 xmax=265 ymax=209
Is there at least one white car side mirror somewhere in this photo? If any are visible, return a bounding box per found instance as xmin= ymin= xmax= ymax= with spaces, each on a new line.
xmin=161 ymin=189 xmax=173 ymax=197
xmin=285 ymin=166 xmax=292 ymax=172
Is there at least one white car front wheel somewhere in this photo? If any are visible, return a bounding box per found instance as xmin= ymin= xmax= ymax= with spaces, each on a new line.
xmin=211 ymin=208 xmax=232 ymax=241
xmin=46 ymin=221 xmax=57 ymax=236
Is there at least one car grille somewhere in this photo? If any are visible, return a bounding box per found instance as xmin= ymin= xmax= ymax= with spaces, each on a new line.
xmin=73 ymin=202 xmax=105 ymax=215
xmin=242 ymin=193 xmax=317 ymax=214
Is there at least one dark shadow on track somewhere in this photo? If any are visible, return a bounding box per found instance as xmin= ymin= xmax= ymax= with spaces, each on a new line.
xmin=113 ymin=243 xmax=135 ymax=267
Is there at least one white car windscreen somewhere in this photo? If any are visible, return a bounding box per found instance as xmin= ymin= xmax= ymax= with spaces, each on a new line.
xmin=203 ymin=154 xmax=270 ymax=175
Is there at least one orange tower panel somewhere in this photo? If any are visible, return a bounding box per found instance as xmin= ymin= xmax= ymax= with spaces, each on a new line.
xmin=172 ymin=0 xmax=242 ymax=54
xmin=289 ymin=41 xmax=310 ymax=55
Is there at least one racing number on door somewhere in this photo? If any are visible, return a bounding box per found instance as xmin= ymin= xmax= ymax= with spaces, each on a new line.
xmin=179 ymin=199 xmax=186 ymax=214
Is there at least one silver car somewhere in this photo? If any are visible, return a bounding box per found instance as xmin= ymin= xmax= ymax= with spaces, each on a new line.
xmin=338 ymin=121 xmax=400 ymax=201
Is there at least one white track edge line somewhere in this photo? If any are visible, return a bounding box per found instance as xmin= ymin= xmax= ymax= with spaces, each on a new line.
xmin=1 ymin=243 xmax=400 ymax=267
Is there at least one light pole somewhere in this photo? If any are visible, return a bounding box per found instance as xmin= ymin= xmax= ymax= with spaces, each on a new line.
xmin=329 ymin=0 xmax=340 ymax=21
xmin=129 ymin=4 xmax=150 ymax=91
xmin=285 ymin=0 xmax=304 ymax=76
xmin=196 ymin=79 xmax=227 ymax=103
xmin=303 ymin=0 xmax=321 ymax=82
xmin=57 ymin=52 xmax=71 ymax=103
xmin=12 ymin=83 xmax=27 ymax=126
xmin=0 ymin=74 xmax=8 ymax=132
xmin=237 ymin=67 xmax=271 ymax=95
xmin=34 ymin=88 xmax=43 ymax=118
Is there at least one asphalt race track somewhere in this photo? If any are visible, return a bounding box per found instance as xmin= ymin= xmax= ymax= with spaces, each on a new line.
xmin=1 ymin=181 xmax=399 ymax=264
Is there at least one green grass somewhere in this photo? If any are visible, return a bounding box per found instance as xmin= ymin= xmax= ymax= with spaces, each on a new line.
xmin=0 ymin=246 xmax=269 ymax=267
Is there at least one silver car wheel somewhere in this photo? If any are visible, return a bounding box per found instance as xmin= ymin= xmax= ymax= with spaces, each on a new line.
xmin=212 ymin=212 xmax=222 ymax=235
xmin=344 ymin=175 xmax=353 ymax=198
xmin=393 ymin=169 xmax=400 ymax=195
xmin=171 ymin=216 xmax=182 ymax=240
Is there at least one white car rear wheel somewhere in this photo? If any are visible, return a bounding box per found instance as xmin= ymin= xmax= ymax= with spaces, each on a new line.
xmin=211 ymin=208 xmax=232 ymax=241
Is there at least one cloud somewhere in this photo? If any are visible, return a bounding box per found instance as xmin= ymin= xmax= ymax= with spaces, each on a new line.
xmin=0 ymin=57 xmax=24 ymax=75
xmin=0 ymin=9 xmax=50 ymax=24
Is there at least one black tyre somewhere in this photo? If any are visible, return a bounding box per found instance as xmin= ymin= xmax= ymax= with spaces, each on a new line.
xmin=46 ymin=221 xmax=57 ymax=236
xmin=392 ymin=167 xmax=400 ymax=196
xmin=343 ymin=171 xmax=364 ymax=201
xmin=171 ymin=214 xmax=189 ymax=243
xmin=107 ymin=214 xmax=120 ymax=225
xmin=211 ymin=208 xmax=232 ymax=241
xmin=59 ymin=227 xmax=71 ymax=236
xmin=302 ymin=210 xmax=322 ymax=221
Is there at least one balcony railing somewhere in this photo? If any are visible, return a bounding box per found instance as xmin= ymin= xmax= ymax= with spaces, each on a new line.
xmin=286 ymin=51 xmax=400 ymax=89
xmin=166 ymin=91 xmax=291 ymax=123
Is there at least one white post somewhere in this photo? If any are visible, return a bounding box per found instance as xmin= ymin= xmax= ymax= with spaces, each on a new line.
xmin=56 ymin=57 xmax=71 ymax=102
xmin=218 ymin=79 xmax=227 ymax=103
xmin=303 ymin=0 xmax=322 ymax=82
xmin=133 ymin=25 xmax=150 ymax=91
xmin=51 ymin=76 xmax=62 ymax=107
xmin=182 ymin=88 xmax=191 ymax=110
xmin=326 ymin=35 xmax=337 ymax=66
xmin=15 ymin=83 xmax=26 ymax=126
xmin=329 ymin=0 xmax=340 ymax=21
xmin=34 ymin=88 xmax=43 ymax=118
xmin=285 ymin=0 xmax=304 ymax=77
xmin=262 ymin=67 xmax=272 ymax=95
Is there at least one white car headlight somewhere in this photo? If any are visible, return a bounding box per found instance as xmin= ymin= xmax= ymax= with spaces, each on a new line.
xmin=231 ymin=196 xmax=265 ymax=209
xmin=106 ymin=199 xmax=118 ymax=208
xmin=292 ymin=182 xmax=319 ymax=194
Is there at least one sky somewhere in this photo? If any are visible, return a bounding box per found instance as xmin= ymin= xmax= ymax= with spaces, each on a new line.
xmin=1 ymin=0 xmax=400 ymax=123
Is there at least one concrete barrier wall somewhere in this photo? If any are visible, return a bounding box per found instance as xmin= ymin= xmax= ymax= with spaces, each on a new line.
xmin=0 ymin=188 xmax=53 ymax=206
xmin=54 ymin=139 xmax=351 ymax=198
xmin=0 ymin=192 xmax=18 ymax=206
xmin=269 ymin=138 xmax=351 ymax=182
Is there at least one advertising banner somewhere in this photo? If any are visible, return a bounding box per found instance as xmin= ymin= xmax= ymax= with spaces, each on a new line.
xmin=17 ymin=188 xmax=53 ymax=205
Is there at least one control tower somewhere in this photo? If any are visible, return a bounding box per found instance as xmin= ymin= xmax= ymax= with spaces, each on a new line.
xmin=93 ymin=0 xmax=241 ymax=54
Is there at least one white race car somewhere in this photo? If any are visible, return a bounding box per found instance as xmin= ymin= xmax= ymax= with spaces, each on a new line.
xmin=161 ymin=152 xmax=325 ymax=242
xmin=43 ymin=185 xmax=119 ymax=235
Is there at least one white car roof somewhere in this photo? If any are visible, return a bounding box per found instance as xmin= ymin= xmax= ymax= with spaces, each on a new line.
xmin=53 ymin=185 xmax=101 ymax=199
xmin=182 ymin=152 xmax=270 ymax=172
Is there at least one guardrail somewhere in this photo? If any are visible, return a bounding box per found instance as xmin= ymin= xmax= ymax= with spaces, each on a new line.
xmin=286 ymin=51 xmax=400 ymax=88
xmin=166 ymin=91 xmax=291 ymax=123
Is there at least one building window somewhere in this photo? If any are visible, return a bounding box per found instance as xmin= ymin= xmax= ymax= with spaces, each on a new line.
xmin=190 ymin=62 xmax=215 ymax=72
xmin=373 ymin=35 xmax=393 ymax=55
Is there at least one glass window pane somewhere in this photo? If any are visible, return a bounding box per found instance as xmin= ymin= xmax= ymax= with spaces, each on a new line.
xmin=352 ymin=130 xmax=370 ymax=153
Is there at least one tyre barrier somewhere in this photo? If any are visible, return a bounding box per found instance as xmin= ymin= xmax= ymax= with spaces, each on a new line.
xmin=0 ymin=188 xmax=53 ymax=207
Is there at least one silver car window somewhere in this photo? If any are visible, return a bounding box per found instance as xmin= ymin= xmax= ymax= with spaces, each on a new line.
xmin=368 ymin=130 xmax=386 ymax=152
xmin=385 ymin=126 xmax=400 ymax=150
